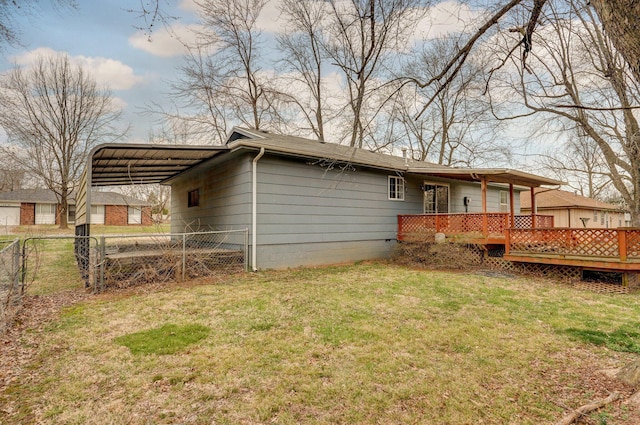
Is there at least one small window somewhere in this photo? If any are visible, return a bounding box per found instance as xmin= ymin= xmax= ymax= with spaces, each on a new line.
xmin=499 ymin=191 xmax=508 ymax=212
xmin=601 ymin=211 xmax=605 ymax=225
xmin=67 ymin=204 xmax=76 ymax=223
xmin=388 ymin=176 xmax=405 ymax=201
xmin=128 ymin=207 xmax=142 ymax=224
xmin=35 ymin=203 xmax=56 ymax=225
xmin=594 ymin=210 xmax=598 ymax=222
xmin=188 ymin=189 xmax=200 ymax=208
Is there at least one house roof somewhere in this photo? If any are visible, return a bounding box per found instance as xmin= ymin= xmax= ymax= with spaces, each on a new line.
xmin=520 ymin=188 xmax=621 ymax=211
xmin=0 ymin=189 xmax=149 ymax=206
xmin=226 ymin=128 xmax=564 ymax=187
xmin=86 ymin=127 xmax=563 ymax=188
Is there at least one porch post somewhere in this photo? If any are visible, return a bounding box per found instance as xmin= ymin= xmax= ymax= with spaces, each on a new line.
xmin=509 ymin=183 xmax=515 ymax=228
xmin=530 ymin=187 xmax=537 ymax=228
xmin=481 ymin=177 xmax=488 ymax=236
xmin=618 ymin=229 xmax=628 ymax=262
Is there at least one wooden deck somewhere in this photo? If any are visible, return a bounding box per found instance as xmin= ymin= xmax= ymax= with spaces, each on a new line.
xmin=397 ymin=213 xmax=553 ymax=244
xmin=397 ymin=214 xmax=640 ymax=273
xmin=505 ymin=228 xmax=640 ymax=271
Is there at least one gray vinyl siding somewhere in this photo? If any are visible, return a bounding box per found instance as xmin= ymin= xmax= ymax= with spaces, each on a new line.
xmin=255 ymin=155 xmax=421 ymax=243
xmin=170 ymin=151 xmax=253 ymax=233
xmin=169 ymin=150 xmax=526 ymax=270
xmin=253 ymin=155 xmax=422 ymax=268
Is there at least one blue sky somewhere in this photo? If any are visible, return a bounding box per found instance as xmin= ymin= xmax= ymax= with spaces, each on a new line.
xmin=0 ymin=0 xmax=200 ymax=142
xmin=0 ymin=0 xmax=482 ymax=144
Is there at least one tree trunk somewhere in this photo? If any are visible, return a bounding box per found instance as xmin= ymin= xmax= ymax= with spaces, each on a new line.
xmin=590 ymin=0 xmax=640 ymax=83
xmin=59 ymin=189 xmax=69 ymax=230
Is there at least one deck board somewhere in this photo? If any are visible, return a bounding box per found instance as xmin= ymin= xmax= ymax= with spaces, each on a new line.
xmin=504 ymin=253 xmax=640 ymax=271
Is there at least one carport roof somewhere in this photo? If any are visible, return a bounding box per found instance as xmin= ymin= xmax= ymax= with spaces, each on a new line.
xmin=88 ymin=143 xmax=228 ymax=186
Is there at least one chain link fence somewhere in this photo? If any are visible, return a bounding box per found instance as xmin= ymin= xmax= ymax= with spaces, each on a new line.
xmin=1 ymin=229 xmax=248 ymax=333
xmin=0 ymin=239 xmax=21 ymax=334
xmin=97 ymin=229 xmax=248 ymax=291
xmin=22 ymin=236 xmax=99 ymax=294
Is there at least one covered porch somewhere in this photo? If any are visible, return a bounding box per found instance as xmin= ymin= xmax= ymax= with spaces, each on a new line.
xmin=398 ymin=167 xmax=563 ymax=244
xmin=397 ymin=212 xmax=555 ymax=244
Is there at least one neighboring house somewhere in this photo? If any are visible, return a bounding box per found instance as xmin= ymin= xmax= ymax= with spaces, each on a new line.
xmin=520 ymin=188 xmax=627 ymax=228
xmin=0 ymin=189 xmax=152 ymax=227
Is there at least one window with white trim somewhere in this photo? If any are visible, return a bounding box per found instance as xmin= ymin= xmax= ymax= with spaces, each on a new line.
xmin=35 ymin=203 xmax=56 ymax=225
xmin=128 ymin=207 xmax=142 ymax=224
xmin=499 ymin=191 xmax=508 ymax=212
xmin=388 ymin=176 xmax=405 ymax=201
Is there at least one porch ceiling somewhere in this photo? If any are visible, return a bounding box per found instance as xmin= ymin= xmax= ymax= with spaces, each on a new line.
xmin=88 ymin=144 xmax=229 ymax=186
xmin=407 ymin=168 xmax=564 ymax=188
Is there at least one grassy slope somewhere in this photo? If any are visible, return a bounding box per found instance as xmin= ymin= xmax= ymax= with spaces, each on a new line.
xmin=2 ymin=263 xmax=639 ymax=424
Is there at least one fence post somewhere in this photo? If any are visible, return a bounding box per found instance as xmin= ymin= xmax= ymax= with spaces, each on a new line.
xmin=12 ymin=240 xmax=21 ymax=306
xmin=482 ymin=213 xmax=488 ymax=238
xmin=244 ymin=229 xmax=249 ymax=272
xmin=20 ymin=238 xmax=28 ymax=294
xmin=505 ymin=229 xmax=511 ymax=255
xmin=618 ymin=230 xmax=628 ymax=262
xmin=397 ymin=215 xmax=403 ymax=241
xmin=180 ymin=234 xmax=186 ymax=281
xmin=100 ymin=236 xmax=105 ymax=293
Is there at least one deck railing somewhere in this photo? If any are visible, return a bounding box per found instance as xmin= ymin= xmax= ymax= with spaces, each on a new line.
xmin=397 ymin=213 xmax=554 ymax=241
xmin=506 ymin=228 xmax=640 ymax=261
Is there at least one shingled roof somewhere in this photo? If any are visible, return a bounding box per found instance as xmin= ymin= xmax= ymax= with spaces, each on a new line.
xmin=0 ymin=189 xmax=149 ymax=206
xmin=227 ymin=128 xmax=564 ymax=187
xmin=520 ymin=188 xmax=621 ymax=211
xmin=86 ymin=127 xmax=563 ymax=188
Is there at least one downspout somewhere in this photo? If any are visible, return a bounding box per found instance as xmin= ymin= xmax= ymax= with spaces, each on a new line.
xmin=252 ymin=147 xmax=265 ymax=272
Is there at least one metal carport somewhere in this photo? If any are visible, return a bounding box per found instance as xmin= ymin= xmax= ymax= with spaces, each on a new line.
xmin=74 ymin=143 xmax=229 ymax=284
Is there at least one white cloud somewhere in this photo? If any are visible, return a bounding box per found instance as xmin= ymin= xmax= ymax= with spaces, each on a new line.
xmin=255 ymin=0 xmax=286 ymax=34
xmin=11 ymin=47 xmax=143 ymax=91
xmin=178 ymin=0 xmax=286 ymax=35
xmin=179 ymin=0 xmax=200 ymax=13
xmin=129 ymin=23 xmax=201 ymax=57
xmin=413 ymin=1 xmax=485 ymax=41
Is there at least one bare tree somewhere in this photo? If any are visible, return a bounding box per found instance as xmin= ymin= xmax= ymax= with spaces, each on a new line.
xmin=276 ymin=0 xmax=328 ymax=141
xmin=157 ymin=47 xmax=232 ymax=145
xmin=0 ymin=165 xmax=27 ymax=192
xmin=487 ymin=1 xmax=640 ymax=224
xmin=589 ymin=0 xmax=640 ymax=83
xmin=189 ymin=0 xmax=284 ymax=132
xmin=391 ymin=38 xmax=508 ymax=167
xmin=323 ymin=0 xmax=429 ymax=148
xmin=0 ymin=0 xmax=76 ymax=48
xmin=537 ymin=135 xmax=612 ymax=199
xmin=0 ymin=54 xmax=125 ymax=228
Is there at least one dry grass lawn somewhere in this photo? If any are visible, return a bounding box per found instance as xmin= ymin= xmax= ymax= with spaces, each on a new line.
xmin=1 ymin=263 xmax=639 ymax=424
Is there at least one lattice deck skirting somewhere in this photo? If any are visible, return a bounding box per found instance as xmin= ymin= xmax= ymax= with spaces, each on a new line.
xmin=394 ymin=241 xmax=639 ymax=294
